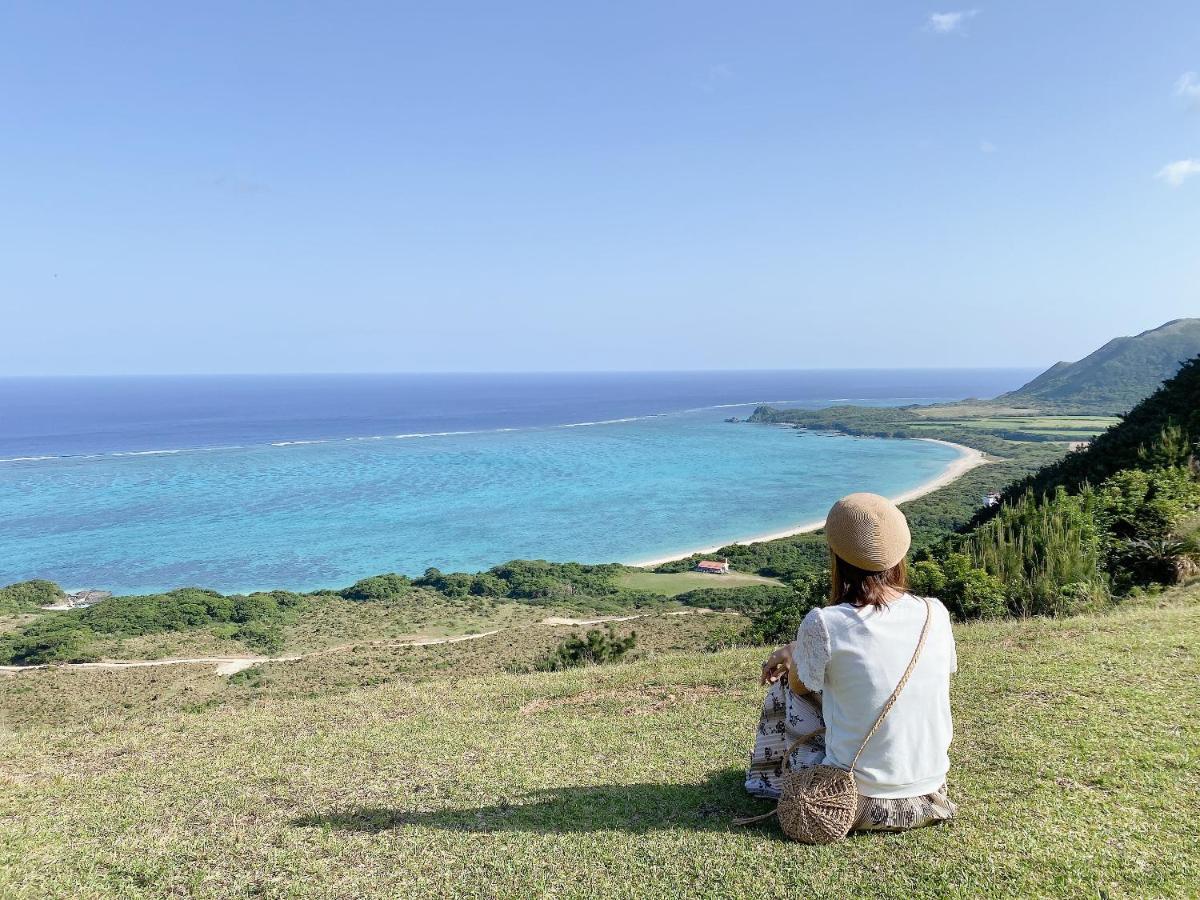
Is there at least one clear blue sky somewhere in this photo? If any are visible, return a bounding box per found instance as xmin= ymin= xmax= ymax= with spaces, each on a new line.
xmin=2 ymin=2 xmax=1197 ymax=374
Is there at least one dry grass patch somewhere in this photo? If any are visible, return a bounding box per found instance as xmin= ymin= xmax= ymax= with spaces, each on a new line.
xmin=1 ymin=594 xmax=1196 ymax=898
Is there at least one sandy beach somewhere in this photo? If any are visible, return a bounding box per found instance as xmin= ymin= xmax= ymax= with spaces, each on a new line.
xmin=629 ymin=438 xmax=989 ymax=568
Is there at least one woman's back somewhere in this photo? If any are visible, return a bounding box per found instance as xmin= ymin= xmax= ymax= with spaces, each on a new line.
xmin=794 ymin=593 xmax=956 ymax=798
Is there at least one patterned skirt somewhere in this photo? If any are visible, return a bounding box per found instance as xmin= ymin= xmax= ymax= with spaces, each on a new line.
xmin=745 ymin=679 xmax=957 ymax=832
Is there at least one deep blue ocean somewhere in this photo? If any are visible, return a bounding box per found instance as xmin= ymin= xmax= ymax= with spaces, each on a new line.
xmin=0 ymin=370 xmax=1032 ymax=594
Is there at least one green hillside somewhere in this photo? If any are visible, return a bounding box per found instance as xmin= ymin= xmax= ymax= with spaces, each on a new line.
xmin=1 ymin=589 xmax=1196 ymax=898
xmin=996 ymin=318 xmax=1200 ymax=413
xmin=1014 ymin=354 xmax=1200 ymax=498
xmin=902 ymin=354 xmax=1200 ymax=620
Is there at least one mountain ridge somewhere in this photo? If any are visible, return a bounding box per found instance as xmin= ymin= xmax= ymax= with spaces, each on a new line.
xmin=996 ymin=318 xmax=1200 ymax=413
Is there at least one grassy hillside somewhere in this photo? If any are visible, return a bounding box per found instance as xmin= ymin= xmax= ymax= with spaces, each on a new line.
xmin=616 ymin=570 xmax=783 ymax=596
xmin=0 ymin=561 xmax=698 ymax=666
xmin=996 ymin=318 xmax=1200 ymax=413
xmin=1 ymin=588 xmax=1196 ymax=898
xmin=0 ymin=612 xmax=728 ymax=716
xmin=1014 ymin=355 xmax=1200 ymax=499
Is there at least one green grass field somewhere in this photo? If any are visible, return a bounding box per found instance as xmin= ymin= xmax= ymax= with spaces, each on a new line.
xmin=906 ymin=415 xmax=1120 ymax=440
xmin=617 ymin=570 xmax=784 ymax=597
xmin=1 ymin=587 xmax=1197 ymax=898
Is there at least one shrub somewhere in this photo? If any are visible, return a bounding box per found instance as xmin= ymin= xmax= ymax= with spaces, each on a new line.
xmin=339 ymin=574 xmax=412 ymax=601
xmin=674 ymin=584 xmax=801 ymax=615
xmin=228 ymin=665 xmax=267 ymax=687
xmin=1095 ymin=466 xmax=1200 ymax=544
xmin=703 ymin=620 xmax=751 ymax=652
xmin=966 ymin=489 xmax=1108 ymax=617
xmin=536 ymin=626 xmax=637 ymax=671
xmin=0 ymin=616 xmax=97 ymax=665
xmin=908 ymin=560 xmax=947 ymax=597
xmin=939 ymin=553 xmax=1010 ymax=619
xmin=1110 ymin=535 xmax=1200 ymax=586
xmin=0 ymin=587 xmax=305 ymax=665
xmin=738 ymin=576 xmax=827 ymax=645
xmin=233 ymin=623 xmax=285 ymax=655
xmin=0 ymin=579 xmax=64 ymax=613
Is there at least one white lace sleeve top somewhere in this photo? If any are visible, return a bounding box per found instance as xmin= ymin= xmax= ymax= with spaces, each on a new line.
xmin=791 ymin=594 xmax=957 ymax=799
xmin=794 ymin=607 xmax=831 ymax=692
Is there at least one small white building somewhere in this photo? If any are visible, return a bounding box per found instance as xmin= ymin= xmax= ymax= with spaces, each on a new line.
xmin=695 ymin=559 xmax=730 ymax=575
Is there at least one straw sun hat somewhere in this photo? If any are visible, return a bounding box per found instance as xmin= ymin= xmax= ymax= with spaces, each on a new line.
xmin=824 ymin=492 xmax=911 ymax=572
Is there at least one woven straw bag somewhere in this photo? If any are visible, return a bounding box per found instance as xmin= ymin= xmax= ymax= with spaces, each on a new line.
xmin=737 ymin=598 xmax=932 ymax=844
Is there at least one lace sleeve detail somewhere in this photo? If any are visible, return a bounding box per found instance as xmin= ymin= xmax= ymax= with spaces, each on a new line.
xmin=792 ymin=608 xmax=830 ymax=692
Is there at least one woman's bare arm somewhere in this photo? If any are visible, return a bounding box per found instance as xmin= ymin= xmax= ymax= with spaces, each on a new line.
xmin=760 ymin=642 xmax=813 ymax=694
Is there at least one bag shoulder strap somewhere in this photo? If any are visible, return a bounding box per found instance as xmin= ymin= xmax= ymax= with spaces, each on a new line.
xmin=848 ymin=597 xmax=932 ymax=774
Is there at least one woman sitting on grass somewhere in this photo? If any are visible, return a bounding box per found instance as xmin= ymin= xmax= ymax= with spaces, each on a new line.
xmin=748 ymin=492 xmax=958 ymax=833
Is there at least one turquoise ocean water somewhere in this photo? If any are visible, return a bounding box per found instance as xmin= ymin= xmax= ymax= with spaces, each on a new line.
xmin=0 ymin=371 xmax=1029 ymax=594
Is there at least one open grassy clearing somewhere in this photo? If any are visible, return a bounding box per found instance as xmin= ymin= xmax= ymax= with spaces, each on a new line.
xmin=964 ymin=415 xmax=1118 ymax=430
xmin=0 ymin=613 xmax=40 ymax=636
xmin=617 ymin=570 xmax=784 ymax=596
xmin=1 ymin=589 xmax=1196 ymax=898
xmin=906 ymin=416 xmax=1120 ymax=439
xmin=907 ymin=403 xmax=1051 ymax=417
xmin=907 ymin=402 xmax=1114 ymax=419
xmin=907 ymin=408 xmax=1120 ymax=428
xmin=274 ymin=592 xmax=550 ymax=650
xmin=0 ymin=612 xmax=736 ymax=724
xmin=80 ymin=590 xmax=612 ymax=663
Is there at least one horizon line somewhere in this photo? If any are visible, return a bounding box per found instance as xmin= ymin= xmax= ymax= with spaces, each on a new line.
xmin=0 ymin=365 xmax=1043 ymax=379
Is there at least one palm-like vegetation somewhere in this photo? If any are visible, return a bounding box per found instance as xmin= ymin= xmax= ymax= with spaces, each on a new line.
xmin=965 ymin=489 xmax=1108 ymax=617
xmin=1113 ymin=535 xmax=1200 ymax=585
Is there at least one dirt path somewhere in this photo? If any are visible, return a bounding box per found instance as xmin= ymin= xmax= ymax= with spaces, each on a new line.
xmin=0 ymin=655 xmax=291 ymax=675
xmin=539 ymin=614 xmax=645 ymax=626
xmin=0 ymin=629 xmax=504 ymax=676
xmin=539 ymin=608 xmax=711 ymax=626
xmin=0 ymin=611 xmax=710 ymax=676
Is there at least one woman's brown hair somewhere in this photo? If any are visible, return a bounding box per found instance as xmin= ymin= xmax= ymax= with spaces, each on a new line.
xmin=830 ymin=554 xmax=908 ymax=608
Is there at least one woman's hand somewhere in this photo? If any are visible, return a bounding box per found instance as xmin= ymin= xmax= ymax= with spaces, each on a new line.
xmin=760 ymin=642 xmax=795 ymax=686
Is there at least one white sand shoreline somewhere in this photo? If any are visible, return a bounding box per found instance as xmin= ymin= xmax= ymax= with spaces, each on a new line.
xmin=628 ymin=438 xmax=989 ymax=568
